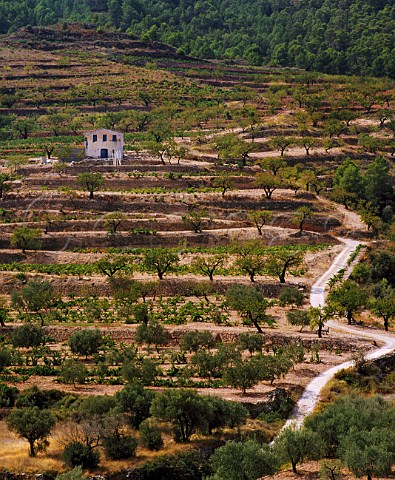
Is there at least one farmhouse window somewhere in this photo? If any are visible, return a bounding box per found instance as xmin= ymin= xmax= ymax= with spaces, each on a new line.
xmin=112 ymin=134 xmax=117 ymax=141
xmin=93 ymin=134 xmax=97 ymax=142
xmin=103 ymin=134 xmax=107 ymax=141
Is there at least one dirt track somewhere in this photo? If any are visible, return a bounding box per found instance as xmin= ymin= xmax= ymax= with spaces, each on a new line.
xmin=285 ymin=238 xmax=395 ymax=428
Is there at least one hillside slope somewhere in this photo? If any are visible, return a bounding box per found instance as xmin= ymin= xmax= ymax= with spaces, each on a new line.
xmin=0 ymin=0 xmax=394 ymax=77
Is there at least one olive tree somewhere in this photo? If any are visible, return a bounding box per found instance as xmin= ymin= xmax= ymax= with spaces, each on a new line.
xmin=369 ymin=280 xmax=395 ymax=331
xmin=208 ymin=440 xmax=278 ymax=480
xmin=223 ymin=357 xmax=263 ymax=394
xmin=59 ymin=359 xmax=89 ymax=387
xmin=180 ymin=330 xmax=216 ymax=353
xmin=274 ymin=426 xmax=324 ymax=474
xmin=68 ymin=329 xmax=103 ymax=357
xmin=11 ymin=324 xmax=45 ymax=348
xmin=327 ymin=280 xmax=368 ymax=324
xmin=11 ymin=280 xmax=57 ymax=326
xmin=7 ymin=406 xmax=55 ymax=457
xmin=150 ymin=389 xmax=208 ymax=442
xmin=338 ymin=427 xmax=395 ymax=480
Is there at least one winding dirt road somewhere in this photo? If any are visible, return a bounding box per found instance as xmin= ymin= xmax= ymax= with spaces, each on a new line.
xmin=284 ymin=238 xmax=395 ymax=428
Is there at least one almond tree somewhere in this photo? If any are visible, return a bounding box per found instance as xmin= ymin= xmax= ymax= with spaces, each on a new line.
xmin=212 ymin=173 xmax=234 ymax=197
xmin=254 ymin=172 xmax=283 ymax=199
xmin=143 ymin=248 xmax=179 ymax=280
xmin=77 ymin=172 xmax=105 ymax=199
xmin=0 ymin=173 xmax=12 ymax=199
xmin=192 ymin=254 xmax=226 ymax=281
xmin=266 ymin=251 xmax=304 ymax=283
xmin=248 ymin=210 xmax=272 ymax=235
xmin=270 ymin=136 xmax=294 ymax=156
xmin=105 ymin=212 xmax=128 ymax=234
xmin=226 ymin=284 xmax=273 ymax=333
xmin=182 ymin=210 xmax=212 ymax=233
xmin=11 ymin=226 xmax=42 ymax=253
xmin=292 ymin=206 xmax=313 ymax=235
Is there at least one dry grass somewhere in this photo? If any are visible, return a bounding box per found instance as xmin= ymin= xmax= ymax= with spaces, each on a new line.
xmin=0 ymin=419 xmax=196 ymax=474
xmin=0 ymin=420 xmax=64 ymax=472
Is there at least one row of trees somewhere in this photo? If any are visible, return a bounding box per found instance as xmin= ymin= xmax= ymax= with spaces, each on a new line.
xmin=6 ymin=252 xmax=394 ymax=332
xmin=9 ymin=240 xmax=307 ymax=282
xmin=1 ymin=317 xmax=310 ymax=391
xmin=7 ymin=274 xmax=301 ymax=327
xmin=5 ymin=81 xmax=395 ymax=145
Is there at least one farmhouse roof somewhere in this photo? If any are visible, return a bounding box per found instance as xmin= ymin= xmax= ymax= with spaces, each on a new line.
xmin=84 ymin=128 xmax=123 ymax=135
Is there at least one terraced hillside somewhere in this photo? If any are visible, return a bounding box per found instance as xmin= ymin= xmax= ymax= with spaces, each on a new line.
xmin=0 ymin=24 xmax=393 ymax=477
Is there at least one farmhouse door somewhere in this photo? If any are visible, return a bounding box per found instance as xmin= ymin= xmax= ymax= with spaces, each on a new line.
xmin=100 ymin=148 xmax=108 ymax=158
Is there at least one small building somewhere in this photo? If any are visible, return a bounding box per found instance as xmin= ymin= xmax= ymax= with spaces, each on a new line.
xmin=84 ymin=128 xmax=124 ymax=165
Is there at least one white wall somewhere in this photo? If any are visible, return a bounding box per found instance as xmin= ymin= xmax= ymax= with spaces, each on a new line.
xmin=84 ymin=130 xmax=124 ymax=159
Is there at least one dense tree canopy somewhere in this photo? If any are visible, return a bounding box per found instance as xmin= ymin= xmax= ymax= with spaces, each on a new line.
xmin=1 ymin=1 xmax=395 ymax=77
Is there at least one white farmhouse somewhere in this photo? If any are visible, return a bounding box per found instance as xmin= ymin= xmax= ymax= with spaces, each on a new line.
xmin=84 ymin=128 xmax=124 ymax=165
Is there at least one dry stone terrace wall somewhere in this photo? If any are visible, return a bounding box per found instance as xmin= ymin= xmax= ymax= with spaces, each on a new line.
xmin=19 ymin=161 xmax=264 ymax=175
xmin=2 ymin=193 xmax=329 ymax=218
xmin=1 ymin=194 xmax=188 ymax=214
xmin=0 ymin=324 xmax=367 ymax=353
xmin=24 ymin=175 xmax=255 ymax=191
xmin=0 ymin=214 xmax=340 ymax=234
xmin=0 ymin=230 xmax=232 ymax=250
xmin=0 ymin=277 xmax=300 ymax=298
xmin=2 ymin=194 xmax=319 ymax=212
xmin=0 ymin=229 xmax=338 ymax=251
xmin=0 ymin=218 xmax=247 ymax=234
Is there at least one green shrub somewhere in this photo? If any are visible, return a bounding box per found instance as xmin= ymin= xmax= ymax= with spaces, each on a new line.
xmin=0 ymin=383 xmax=19 ymax=407
xmin=286 ymin=310 xmax=310 ymax=330
xmin=62 ymin=442 xmax=100 ymax=469
xmin=11 ymin=324 xmax=44 ymax=348
xmin=139 ymin=419 xmax=164 ymax=451
xmin=42 ymin=470 xmax=58 ymax=480
xmin=278 ymin=287 xmax=304 ymax=308
xmin=132 ymin=450 xmax=211 ymax=479
xmin=103 ymin=434 xmax=138 ymax=460
xmin=0 ymin=346 xmax=13 ymax=372
xmin=68 ymin=329 xmax=103 ymax=357
xmin=15 ymin=386 xmax=65 ymax=409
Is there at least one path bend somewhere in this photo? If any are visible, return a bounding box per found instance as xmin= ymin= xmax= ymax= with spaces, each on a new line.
xmin=284 ymin=238 xmax=395 ymax=428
